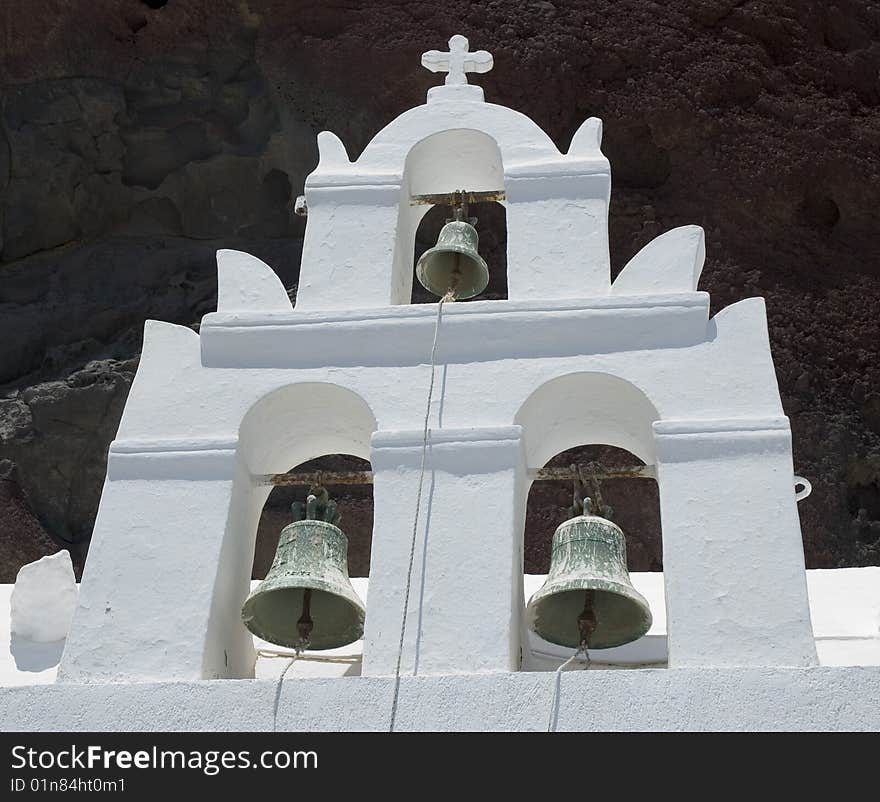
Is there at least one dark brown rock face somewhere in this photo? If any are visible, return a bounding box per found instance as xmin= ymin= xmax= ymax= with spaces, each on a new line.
xmin=1 ymin=0 xmax=878 ymax=581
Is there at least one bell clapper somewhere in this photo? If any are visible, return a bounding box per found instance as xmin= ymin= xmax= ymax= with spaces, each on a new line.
xmin=448 ymin=251 xmax=463 ymax=298
xmin=576 ymin=589 xmax=596 ymax=668
xmin=295 ymin=588 xmax=314 ymax=653
xmin=445 ymin=196 xmax=470 ymax=299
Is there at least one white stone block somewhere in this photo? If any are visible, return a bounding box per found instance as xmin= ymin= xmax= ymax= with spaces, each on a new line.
xmin=10 ymin=551 xmax=77 ymax=642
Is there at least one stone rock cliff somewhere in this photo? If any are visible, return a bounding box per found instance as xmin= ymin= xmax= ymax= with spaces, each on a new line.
xmin=1 ymin=0 xmax=878 ymax=580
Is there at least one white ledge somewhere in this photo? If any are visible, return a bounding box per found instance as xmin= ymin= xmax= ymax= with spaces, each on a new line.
xmin=653 ymin=417 xmax=790 ymax=436
xmin=3 ymin=667 xmax=879 ymax=731
xmin=106 ymin=438 xmax=239 ymax=482
xmin=371 ymin=425 xmax=523 ymax=450
xmin=200 ymin=294 xmax=711 ymax=369
xmin=503 ymin=160 xmax=610 ymax=180
xmin=371 ymin=426 xmax=524 ymax=473
xmin=109 ymin=436 xmax=240 ymax=454
xmin=205 ymin=293 xmax=709 ymax=328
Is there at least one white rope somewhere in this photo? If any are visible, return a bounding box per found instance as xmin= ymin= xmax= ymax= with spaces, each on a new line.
xmin=388 ymin=290 xmax=454 ymax=733
xmin=272 ymin=654 xmax=297 ymax=733
xmin=269 ymin=634 xmax=312 ymax=731
xmin=266 ymin=644 xmax=358 ymax=731
xmin=257 ymin=649 xmax=360 ymax=664
xmin=547 ymin=647 xmax=590 ymax=732
xmin=266 ymin=290 xmax=453 ymax=732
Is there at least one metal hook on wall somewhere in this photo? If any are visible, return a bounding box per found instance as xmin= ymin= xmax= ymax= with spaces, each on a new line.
xmin=794 ymin=476 xmax=812 ymax=502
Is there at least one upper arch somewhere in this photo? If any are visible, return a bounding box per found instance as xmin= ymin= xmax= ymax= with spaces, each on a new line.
xmin=514 ymin=371 xmax=660 ymax=469
xmin=356 ymin=101 xmax=561 ymax=173
xmin=237 ymin=382 xmax=377 ymax=476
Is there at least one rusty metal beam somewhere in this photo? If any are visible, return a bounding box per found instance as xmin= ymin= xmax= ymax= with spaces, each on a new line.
xmin=409 ymin=189 xmax=506 ymax=206
xmin=534 ymin=465 xmax=656 ymax=482
xmin=257 ymin=463 xmax=655 ymax=488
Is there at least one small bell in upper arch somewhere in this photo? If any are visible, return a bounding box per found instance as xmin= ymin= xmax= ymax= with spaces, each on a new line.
xmin=415 ymin=202 xmax=489 ymax=300
xmin=526 ymin=497 xmax=652 ymax=650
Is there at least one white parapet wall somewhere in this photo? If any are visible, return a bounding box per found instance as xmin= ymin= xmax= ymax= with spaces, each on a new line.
xmin=4 ymin=569 xmax=879 ymax=687
xmin=2 ymin=668 xmax=879 ymax=732
xmin=2 ymin=568 xmax=878 ymax=730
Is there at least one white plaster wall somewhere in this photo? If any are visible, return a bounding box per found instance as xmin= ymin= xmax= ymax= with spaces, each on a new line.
xmin=57 ymin=71 xmax=821 ymax=685
xmin=58 ymin=475 xmax=242 ymax=683
xmin=505 ymin=173 xmax=611 ymax=298
xmin=655 ymin=419 xmax=817 ymax=667
xmin=404 ymin=128 xmax=505 ymax=195
xmin=612 ymin=225 xmax=706 ymax=296
xmin=128 ymin=296 xmax=783 ymax=445
xmin=59 ymin=289 xmax=812 ymax=681
xmin=297 ymin=187 xmax=402 ymax=310
xmin=3 ymin=668 xmax=880 ymax=731
xmin=808 ymin=567 xmax=880 ymax=667
xmin=297 ymin=90 xmax=612 ymax=309
xmin=363 ymin=427 xmax=525 ymax=676
xmin=8 ymin=569 xmax=877 ymax=688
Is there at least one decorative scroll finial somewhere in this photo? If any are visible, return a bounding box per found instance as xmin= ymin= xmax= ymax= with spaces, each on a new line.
xmin=421 ymin=35 xmax=493 ymax=86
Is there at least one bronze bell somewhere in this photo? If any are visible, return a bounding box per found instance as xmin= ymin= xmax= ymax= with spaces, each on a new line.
xmin=242 ymin=489 xmax=365 ymax=650
xmin=416 ymin=208 xmax=489 ymax=299
xmin=526 ymin=498 xmax=652 ymax=650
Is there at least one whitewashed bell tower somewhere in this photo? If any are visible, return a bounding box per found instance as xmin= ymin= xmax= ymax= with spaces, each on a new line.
xmin=37 ymin=36 xmax=878 ymax=732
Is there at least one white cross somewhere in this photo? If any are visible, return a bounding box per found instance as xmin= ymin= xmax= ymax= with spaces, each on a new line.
xmin=421 ymin=35 xmax=493 ymax=86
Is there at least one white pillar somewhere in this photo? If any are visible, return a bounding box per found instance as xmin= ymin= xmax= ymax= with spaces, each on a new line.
xmin=654 ymin=418 xmax=817 ymax=668
xmin=58 ymin=438 xmax=258 ymax=682
xmin=296 ymin=184 xmax=402 ymax=310
xmin=362 ymin=426 xmax=526 ymax=676
xmin=505 ymin=169 xmax=611 ymax=300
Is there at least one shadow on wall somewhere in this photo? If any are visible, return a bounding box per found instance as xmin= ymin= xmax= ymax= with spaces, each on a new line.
xmin=10 ymin=634 xmax=64 ymax=673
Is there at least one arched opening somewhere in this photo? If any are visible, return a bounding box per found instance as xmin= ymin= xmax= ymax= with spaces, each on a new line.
xmin=238 ymin=382 xmax=376 ymax=477
xmin=252 ymin=454 xmax=373 ymax=581
xmin=520 ymin=443 xmax=665 ymax=671
xmin=523 ymin=445 xmax=662 ymax=575
xmin=204 ymin=382 xmax=377 ymax=680
xmin=514 ymin=372 xmax=665 ymax=670
xmin=248 ymin=453 xmax=373 ymax=679
xmin=392 ymin=129 xmax=507 ymax=304
xmin=411 ymin=201 xmax=508 ymax=303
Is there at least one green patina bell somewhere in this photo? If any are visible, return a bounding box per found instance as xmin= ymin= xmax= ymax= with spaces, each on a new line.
xmin=416 ymin=217 xmax=489 ymax=299
xmin=242 ymin=489 xmax=365 ymax=650
xmin=527 ymin=498 xmax=652 ymax=650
